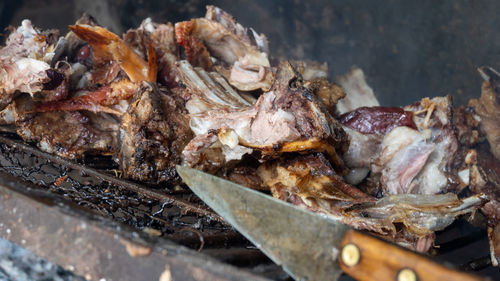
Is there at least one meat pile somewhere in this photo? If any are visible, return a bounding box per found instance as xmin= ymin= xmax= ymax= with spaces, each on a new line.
xmin=1 ymin=6 xmax=499 ymax=265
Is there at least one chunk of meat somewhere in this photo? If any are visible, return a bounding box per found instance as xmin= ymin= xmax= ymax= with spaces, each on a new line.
xmin=35 ymin=79 xmax=136 ymax=115
xmin=124 ymin=18 xmax=180 ymax=87
xmin=258 ymin=152 xmax=484 ymax=252
xmin=470 ymin=66 xmax=500 ymax=161
xmin=336 ymin=67 xmax=379 ymax=114
xmin=183 ymin=61 xmax=348 ymax=171
xmin=339 ymin=106 xmax=417 ymax=135
xmin=342 ymin=127 xmax=382 ymax=169
xmin=69 ymin=24 xmax=155 ymax=83
xmin=259 ymin=153 xmax=374 ymax=206
xmin=17 ymin=110 xmax=116 ymax=159
xmin=117 ymin=82 xmax=193 ymax=184
xmin=372 ymin=126 xmax=435 ymax=195
xmin=0 ymin=20 xmax=56 ymax=108
xmin=175 ymin=6 xmax=273 ymax=91
xmin=404 ymin=96 xmax=459 ymax=194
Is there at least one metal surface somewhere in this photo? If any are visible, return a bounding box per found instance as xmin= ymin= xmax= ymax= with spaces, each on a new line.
xmin=177 ymin=166 xmax=350 ymax=281
xmin=0 ymin=170 xmax=269 ymax=281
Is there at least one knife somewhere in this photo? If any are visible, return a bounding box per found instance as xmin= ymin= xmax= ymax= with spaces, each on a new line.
xmin=176 ymin=166 xmax=487 ymax=281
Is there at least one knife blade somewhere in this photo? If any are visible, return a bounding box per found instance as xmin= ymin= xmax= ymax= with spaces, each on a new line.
xmin=176 ymin=165 xmax=487 ymax=281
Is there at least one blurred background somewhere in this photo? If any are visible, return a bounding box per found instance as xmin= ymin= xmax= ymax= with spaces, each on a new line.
xmin=2 ymin=0 xmax=500 ymax=107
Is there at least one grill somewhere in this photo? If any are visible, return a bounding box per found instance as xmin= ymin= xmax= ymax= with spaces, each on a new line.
xmin=0 ymin=133 xmax=498 ymax=281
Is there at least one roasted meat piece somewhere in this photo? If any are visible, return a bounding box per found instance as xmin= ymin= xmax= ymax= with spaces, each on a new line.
xmin=258 ymin=152 xmax=484 ymax=252
xmin=0 ymin=20 xmax=63 ymax=109
xmin=258 ymin=153 xmax=374 ymax=209
xmin=117 ymin=82 xmax=193 ymax=184
xmin=69 ymin=24 xmax=156 ymax=84
xmin=17 ymin=110 xmax=117 ymax=159
xmin=470 ymin=66 xmax=500 ymax=161
xmin=341 ymin=96 xmax=459 ymax=196
xmin=123 ymin=18 xmax=180 ymax=87
xmin=183 ymin=61 xmax=348 ymax=172
xmin=175 ymin=6 xmax=273 ymax=91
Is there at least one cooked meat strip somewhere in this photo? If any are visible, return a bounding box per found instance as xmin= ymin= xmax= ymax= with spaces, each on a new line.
xmin=69 ymin=24 xmax=155 ymax=83
xmin=340 ymin=106 xmax=417 ymax=135
xmin=339 ymin=106 xmax=417 ymax=186
xmin=35 ymin=79 xmax=135 ymax=116
xmin=123 ymin=18 xmax=180 ymax=88
xmin=117 ymin=82 xmax=193 ymax=184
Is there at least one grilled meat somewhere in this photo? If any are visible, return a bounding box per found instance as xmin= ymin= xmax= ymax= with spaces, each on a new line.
xmin=0 ymin=20 xmax=62 ymax=109
xmin=124 ymin=18 xmax=180 ymax=88
xmin=183 ymin=61 xmax=348 ymax=172
xmin=17 ymin=110 xmax=117 ymax=159
xmin=117 ymin=82 xmax=192 ymax=184
xmin=175 ymin=6 xmax=273 ymax=91
xmin=471 ymin=67 xmax=500 ymax=161
xmin=258 ymin=152 xmax=484 ymax=252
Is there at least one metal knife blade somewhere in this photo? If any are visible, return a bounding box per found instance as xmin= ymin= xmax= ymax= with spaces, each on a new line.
xmin=177 ymin=165 xmax=349 ymax=281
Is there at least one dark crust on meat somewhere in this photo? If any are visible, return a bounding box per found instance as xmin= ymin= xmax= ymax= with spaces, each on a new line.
xmin=17 ymin=111 xmax=116 ymax=159
xmin=272 ymin=62 xmax=349 ymax=167
xmin=117 ymin=82 xmax=193 ymax=184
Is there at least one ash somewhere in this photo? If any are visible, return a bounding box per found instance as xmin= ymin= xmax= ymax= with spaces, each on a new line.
xmin=0 ymin=238 xmax=84 ymax=281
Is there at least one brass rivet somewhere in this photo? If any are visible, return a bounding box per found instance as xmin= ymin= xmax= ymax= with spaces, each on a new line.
xmin=341 ymin=243 xmax=360 ymax=267
xmin=397 ymin=268 xmax=417 ymax=281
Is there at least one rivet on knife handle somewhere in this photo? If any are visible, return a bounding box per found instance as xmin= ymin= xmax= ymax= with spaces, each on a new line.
xmin=339 ymin=230 xmax=488 ymax=281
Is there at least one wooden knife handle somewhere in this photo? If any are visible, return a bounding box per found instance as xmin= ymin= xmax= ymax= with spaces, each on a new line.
xmin=339 ymin=230 xmax=488 ymax=281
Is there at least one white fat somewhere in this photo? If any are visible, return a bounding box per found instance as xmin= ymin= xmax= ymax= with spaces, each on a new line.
xmin=19 ymin=19 xmax=37 ymax=39
xmin=458 ymin=169 xmax=470 ymax=185
xmin=222 ymin=144 xmax=252 ymax=162
xmin=15 ymin=57 xmax=49 ymax=73
xmin=240 ymin=53 xmax=270 ymax=68
xmin=344 ymin=168 xmax=370 ymax=185
xmin=39 ymin=139 xmax=53 ymax=153
xmin=189 ymin=116 xmax=216 ymax=136
xmin=218 ymin=129 xmax=239 ymax=148
xmin=380 ymin=127 xmax=428 ymax=160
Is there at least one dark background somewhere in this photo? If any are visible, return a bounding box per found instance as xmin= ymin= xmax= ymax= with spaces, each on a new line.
xmin=2 ymin=0 xmax=500 ymax=106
